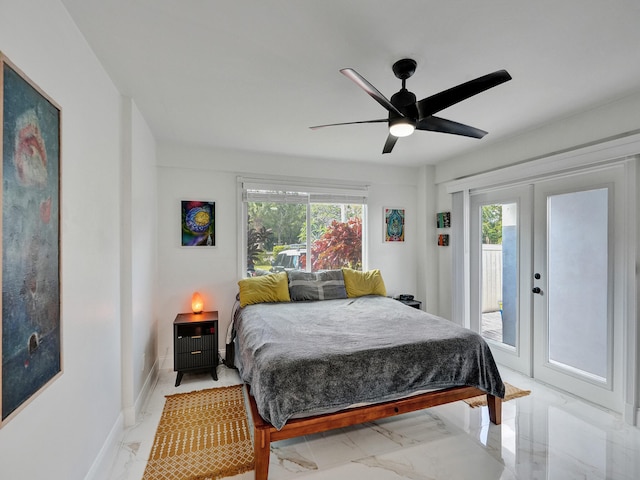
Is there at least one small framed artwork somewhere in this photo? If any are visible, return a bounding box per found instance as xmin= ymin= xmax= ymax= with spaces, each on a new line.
xmin=1 ymin=53 xmax=62 ymax=427
xmin=181 ymin=200 xmax=215 ymax=246
xmin=436 ymin=211 xmax=451 ymax=228
xmin=384 ymin=207 xmax=405 ymax=242
xmin=438 ymin=234 xmax=450 ymax=246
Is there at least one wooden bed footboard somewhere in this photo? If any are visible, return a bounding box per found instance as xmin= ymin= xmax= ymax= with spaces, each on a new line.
xmin=246 ymin=386 xmax=502 ymax=480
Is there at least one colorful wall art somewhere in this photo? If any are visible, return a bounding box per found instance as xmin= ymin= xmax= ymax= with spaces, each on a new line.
xmin=181 ymin=200 xmax=215 ymax=246
xmin=384 ymin=207 xmax=405 ymax=242
xmin=1 ymin=54 xmax=62 ymax=426
xmin=436 ymin=211 xmax=451 ymax=228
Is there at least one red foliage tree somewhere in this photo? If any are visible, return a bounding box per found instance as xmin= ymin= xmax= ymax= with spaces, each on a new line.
xmin=311 ymin=217 xmax=362 ymax=270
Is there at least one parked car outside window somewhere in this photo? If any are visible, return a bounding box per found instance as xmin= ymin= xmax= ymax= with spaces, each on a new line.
xmin=270 ymin=248 xmax=306 ymax=273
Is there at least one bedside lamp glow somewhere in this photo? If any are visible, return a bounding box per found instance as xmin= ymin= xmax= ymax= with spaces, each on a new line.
xmin=191 ymin=292 xmax=204 ymax=314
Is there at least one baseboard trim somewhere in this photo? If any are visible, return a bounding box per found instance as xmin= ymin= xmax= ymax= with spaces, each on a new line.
xmin=83 ymin=411 xmax=124 ymax=480
xmin=84 ymin=359 xmax=160 ymax=480
xmin=135 ymin=359 xmax=160 ymax=421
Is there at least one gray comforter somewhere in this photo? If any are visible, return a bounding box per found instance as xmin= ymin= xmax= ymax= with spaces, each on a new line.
xmin=234 ymin=295 xmax=504 ymax=430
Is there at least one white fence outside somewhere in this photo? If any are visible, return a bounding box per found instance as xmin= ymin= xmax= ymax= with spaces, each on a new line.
xmin=482 ymin=244 xmax=502 ymax=313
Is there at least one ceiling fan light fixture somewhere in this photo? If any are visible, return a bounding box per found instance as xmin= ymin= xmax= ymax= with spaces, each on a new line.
xmin=311 ymin=60 xmax=511 ymax=154
xmin=389 ymin=117 xmax=415 ymax=137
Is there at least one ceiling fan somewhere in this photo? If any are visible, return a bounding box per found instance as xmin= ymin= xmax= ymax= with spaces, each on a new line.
xmin=310 ymin=59 xmax=512 ymax=154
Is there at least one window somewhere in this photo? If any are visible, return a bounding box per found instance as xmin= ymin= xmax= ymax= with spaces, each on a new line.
xmin=240 ymin=177 xmax=368 ymax=277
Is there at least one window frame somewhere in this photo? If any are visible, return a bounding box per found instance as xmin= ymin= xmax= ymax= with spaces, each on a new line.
xmin=237 ymin=175 xmax=369 ymax=278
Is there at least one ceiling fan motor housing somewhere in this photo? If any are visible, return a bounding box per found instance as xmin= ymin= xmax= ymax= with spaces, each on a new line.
xmin=391 ymin=59 xmax=419 ymax=120
xmin=390 ymin=89 xmax=418 ymax=120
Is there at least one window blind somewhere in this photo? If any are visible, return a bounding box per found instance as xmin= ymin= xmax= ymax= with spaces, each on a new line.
xmin=240 ymin=176 xmax=368 ymax=205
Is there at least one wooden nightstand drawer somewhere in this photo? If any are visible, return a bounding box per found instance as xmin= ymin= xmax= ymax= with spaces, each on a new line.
xmin=175 ymin=349 xmax=217 ymax=370
xmin=175 ymin=334 xmax=215 ymax=354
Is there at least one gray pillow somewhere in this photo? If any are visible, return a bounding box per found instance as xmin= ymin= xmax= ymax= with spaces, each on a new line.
xmin=288 ymin=270 xmax=347 ymax=301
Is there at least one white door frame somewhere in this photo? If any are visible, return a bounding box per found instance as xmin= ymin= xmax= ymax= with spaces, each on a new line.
xmin=469 ymin=185 xmax=533 ymax=376
xmin=532 ymin=166 xmax=625 ymax=412
xmin=446 ymin=133 xmax=639 ymax=425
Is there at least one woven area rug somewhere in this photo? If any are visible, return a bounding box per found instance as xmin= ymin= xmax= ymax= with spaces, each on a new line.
xmin=142 ymin=384 xmax=254 ymax=480
xmin=464 ymin=382 xmax=531 ymax=408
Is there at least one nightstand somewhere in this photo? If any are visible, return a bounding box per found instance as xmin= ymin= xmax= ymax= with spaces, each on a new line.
xmin=396 ymin=298 xmax=422 ymax=309
xmin=173 ymin=311 xmax=219 ymax=387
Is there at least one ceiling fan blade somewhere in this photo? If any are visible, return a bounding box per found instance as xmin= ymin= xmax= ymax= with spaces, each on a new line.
xmin=382 ymin=134 xmax=398 ymax=154
xmin=309 ymin=118 xmax=388 ymax=130
xmin=417 ymin=116 xmax=488 ymax=138
xmin=417 ymin=70 xmax=512 ymax=118
xmin=341 ymin=68 xmax=404 ymax=117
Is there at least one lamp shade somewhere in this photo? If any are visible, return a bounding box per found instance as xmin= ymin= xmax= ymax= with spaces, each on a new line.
xmin=191 ymin=291 xmax=204 ymax=314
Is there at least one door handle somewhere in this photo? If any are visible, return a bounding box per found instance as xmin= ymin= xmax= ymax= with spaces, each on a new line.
xmin=532 ymin=287 xmax=542 ymax=294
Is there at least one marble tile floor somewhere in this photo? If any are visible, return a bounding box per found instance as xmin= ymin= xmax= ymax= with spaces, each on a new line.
xmin=107 ymin=365 xmax=640 ymax=480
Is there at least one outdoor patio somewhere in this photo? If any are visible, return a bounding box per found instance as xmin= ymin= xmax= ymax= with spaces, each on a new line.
xmin=481 ymin=310 xmax=503 ymax=343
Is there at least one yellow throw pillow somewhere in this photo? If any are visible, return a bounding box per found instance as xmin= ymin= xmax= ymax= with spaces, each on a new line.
xmin=238 ymin=272 xmax=291 ymax=307
xmin=342 ymin=268 xmax=387 ymax=298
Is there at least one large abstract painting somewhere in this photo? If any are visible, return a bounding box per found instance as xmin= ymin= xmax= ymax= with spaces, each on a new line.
xmin=181 ymin=200 xmax=215 ymax=246
xmin=1 ymin=54 xmax=61 ymax=426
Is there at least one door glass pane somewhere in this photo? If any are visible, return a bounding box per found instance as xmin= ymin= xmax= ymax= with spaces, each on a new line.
xmin=480 ymin=202 xmax=517 ymax=348
xmin=547 ymin=188 xmax=608 ymax=381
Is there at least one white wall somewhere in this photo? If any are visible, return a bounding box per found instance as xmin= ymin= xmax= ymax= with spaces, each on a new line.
xmin=435 ymin=92 xmax=640 ymax=186
xmin=417 ymin=165 xmax=438 ymax=314
xmin=0 ymin=1 xmax=127 ymax=479
xmin=156 ymin=144 xmax=428 ymax=363
xmin=130 ymin=102 xmax=158 ymax=404
xmin=120 ymin=98 xmax=158 ymax=426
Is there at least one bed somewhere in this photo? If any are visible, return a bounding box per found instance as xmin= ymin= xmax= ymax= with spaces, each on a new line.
xmin=228 ymin=269 xmax=505 ymax=480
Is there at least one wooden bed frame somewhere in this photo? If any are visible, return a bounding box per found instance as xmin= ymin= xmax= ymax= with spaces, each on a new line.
xmin=246 ymin=385 xmax=502 ymax=480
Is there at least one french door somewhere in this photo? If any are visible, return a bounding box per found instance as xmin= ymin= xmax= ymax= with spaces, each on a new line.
xmin=531 ymin=167 xmax=624 ymax=411
xmin=470 ymin=165 xmax=625 ymax=412
xmin=470 ymin=185 xmax=533 ymax=375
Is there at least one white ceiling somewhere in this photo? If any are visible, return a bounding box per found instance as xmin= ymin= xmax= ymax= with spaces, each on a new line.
xmin=61 ymin=0 xmax=640 ymax=167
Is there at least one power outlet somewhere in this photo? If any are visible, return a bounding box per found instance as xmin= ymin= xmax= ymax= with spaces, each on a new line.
xmin=141 ymin=353 xmax=146 ymax=372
